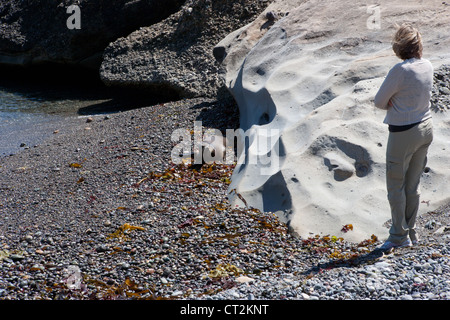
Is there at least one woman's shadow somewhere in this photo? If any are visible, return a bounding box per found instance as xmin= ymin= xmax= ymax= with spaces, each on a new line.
xmin=300 ymin=247 xmax=386 ymax=276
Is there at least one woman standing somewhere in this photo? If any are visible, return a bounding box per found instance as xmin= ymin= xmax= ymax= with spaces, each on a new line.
xmin=374 ymin=24 xmax=434 ymax=251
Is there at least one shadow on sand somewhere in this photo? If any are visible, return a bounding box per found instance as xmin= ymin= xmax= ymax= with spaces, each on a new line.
xmin=301 ymin=248 xmax=386 ymax=276
xmin=0 ymin=64 xmax=180 ymax=116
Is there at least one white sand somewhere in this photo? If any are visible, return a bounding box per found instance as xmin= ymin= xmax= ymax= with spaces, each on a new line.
xmin=218 ymin=0 xmax=450 ymax=242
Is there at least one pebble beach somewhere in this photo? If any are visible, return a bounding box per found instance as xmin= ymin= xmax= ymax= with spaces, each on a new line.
xmin=0 ymin=96 xmax=449 ymax=302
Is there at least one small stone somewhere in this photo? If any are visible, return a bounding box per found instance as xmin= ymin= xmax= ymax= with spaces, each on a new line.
xmin=95 ymin=245 xmax=109 ymax=253
xmin=171 ymin=290 xmax=183 ymax=296
xmin=236 ymin=276 xmax=255 ymax=283
xmin=120 ymin=262 xmax=130 ymax=270
xmin=162 ymin=268 xmax=172 ymax=277
xmin=31 ymin=264 xmax=45 ymax=271
xmin=300 ymin=293 xmax=310 ymax=300
xmin=439 ymin=87 xmax=450 ymax=95
xmin=366 ymin=285 xmax=376 ymax=293
xmin=434 ymin=226 xmax=449 ymax=234
xmin=9 ymin=254 xmax=25 ymax=261
xmin=425 ymin=220 xmax=436 ymax=229
xmin=412 ymin=292 xmax=422 ymax=299
xmin=24 ymin=235 xmax=33 ymax=243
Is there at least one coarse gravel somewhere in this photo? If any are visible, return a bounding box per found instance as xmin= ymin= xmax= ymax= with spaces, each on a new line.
xmin=0 ymin=96 xmax=449 ymax=301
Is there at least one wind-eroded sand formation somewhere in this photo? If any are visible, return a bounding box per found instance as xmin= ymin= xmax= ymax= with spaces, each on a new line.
xmin=215 ymin=0 xmax=450 ymax=242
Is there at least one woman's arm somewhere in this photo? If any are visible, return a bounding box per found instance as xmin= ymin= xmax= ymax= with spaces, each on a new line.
xmin=374 ymin=64 xmax=402 ymax=110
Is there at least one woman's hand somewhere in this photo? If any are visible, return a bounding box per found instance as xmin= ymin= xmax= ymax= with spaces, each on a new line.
xmin=388 ymin=100 xmax=393 ymax=108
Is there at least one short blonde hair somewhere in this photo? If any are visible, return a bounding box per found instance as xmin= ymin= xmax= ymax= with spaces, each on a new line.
xmin=392 ymin=24 xmax=423 ymax=60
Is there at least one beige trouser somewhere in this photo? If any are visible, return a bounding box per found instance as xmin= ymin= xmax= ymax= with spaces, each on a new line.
xmin=385 ymin=118 xmax=433 ymax=244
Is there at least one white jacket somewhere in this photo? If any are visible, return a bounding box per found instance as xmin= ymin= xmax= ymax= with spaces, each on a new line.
xmin=374 ymin=58 xmax=433 ymax=126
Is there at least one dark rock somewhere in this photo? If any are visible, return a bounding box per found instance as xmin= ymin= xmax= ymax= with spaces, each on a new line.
xmin=100 ymin=0 xmax=269 ymax=99
xmin=431 ymin=64 xmax=450 ymax=112
xmin=95 ymin=245 xmax=109 ymax=253
xmin=9 ymin=254 xmax=25 ymax=261
xmin=266 ymin=11 xmax=277 ymax=21
xmin=0 ymin=0 xmax=185 ymax=69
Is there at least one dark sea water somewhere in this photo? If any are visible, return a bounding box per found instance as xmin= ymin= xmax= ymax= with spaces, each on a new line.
xmin=0 ymin=66 xmax=157 ymax=157
xmin=0 ymin=87 xmax=79 ymax=156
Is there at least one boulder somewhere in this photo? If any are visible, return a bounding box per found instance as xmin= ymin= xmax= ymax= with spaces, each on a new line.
xmin=99 ymin=0 xmax=269 ymax=99
xmin=216 ymin=0 xmax=450 ymax=242
xmin=0 ymin=0 xmax=185 ymax=68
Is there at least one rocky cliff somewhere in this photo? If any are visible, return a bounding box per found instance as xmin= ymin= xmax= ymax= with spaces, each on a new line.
xmin=0 ymin=0 xmax=269 ymax=99
xmin=215 ymin=0 xmax=450 ymax=242
xmin=99 ymin=0 xmax=270 ymax=98
xmin=0 ymin=0 xmax=185 ymax=68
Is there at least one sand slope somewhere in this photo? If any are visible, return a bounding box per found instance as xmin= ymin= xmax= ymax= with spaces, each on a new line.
xmin=217 ymin=0 xmax=450 ymax=242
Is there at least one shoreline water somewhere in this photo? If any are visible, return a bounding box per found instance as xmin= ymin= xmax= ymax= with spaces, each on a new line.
xmin=0 ymin=112 xmax=70 ymax=157
xmin=0 ymin=88 xmax=106 ymax=158
xmin=0 ymin=66 xmax=170 ymax=157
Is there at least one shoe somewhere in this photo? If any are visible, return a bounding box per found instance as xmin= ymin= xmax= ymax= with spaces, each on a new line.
xmin=411 ymin=239 xmax=419 ymax=246
xmin=379 ymin=239 xmax=412 ymax=251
